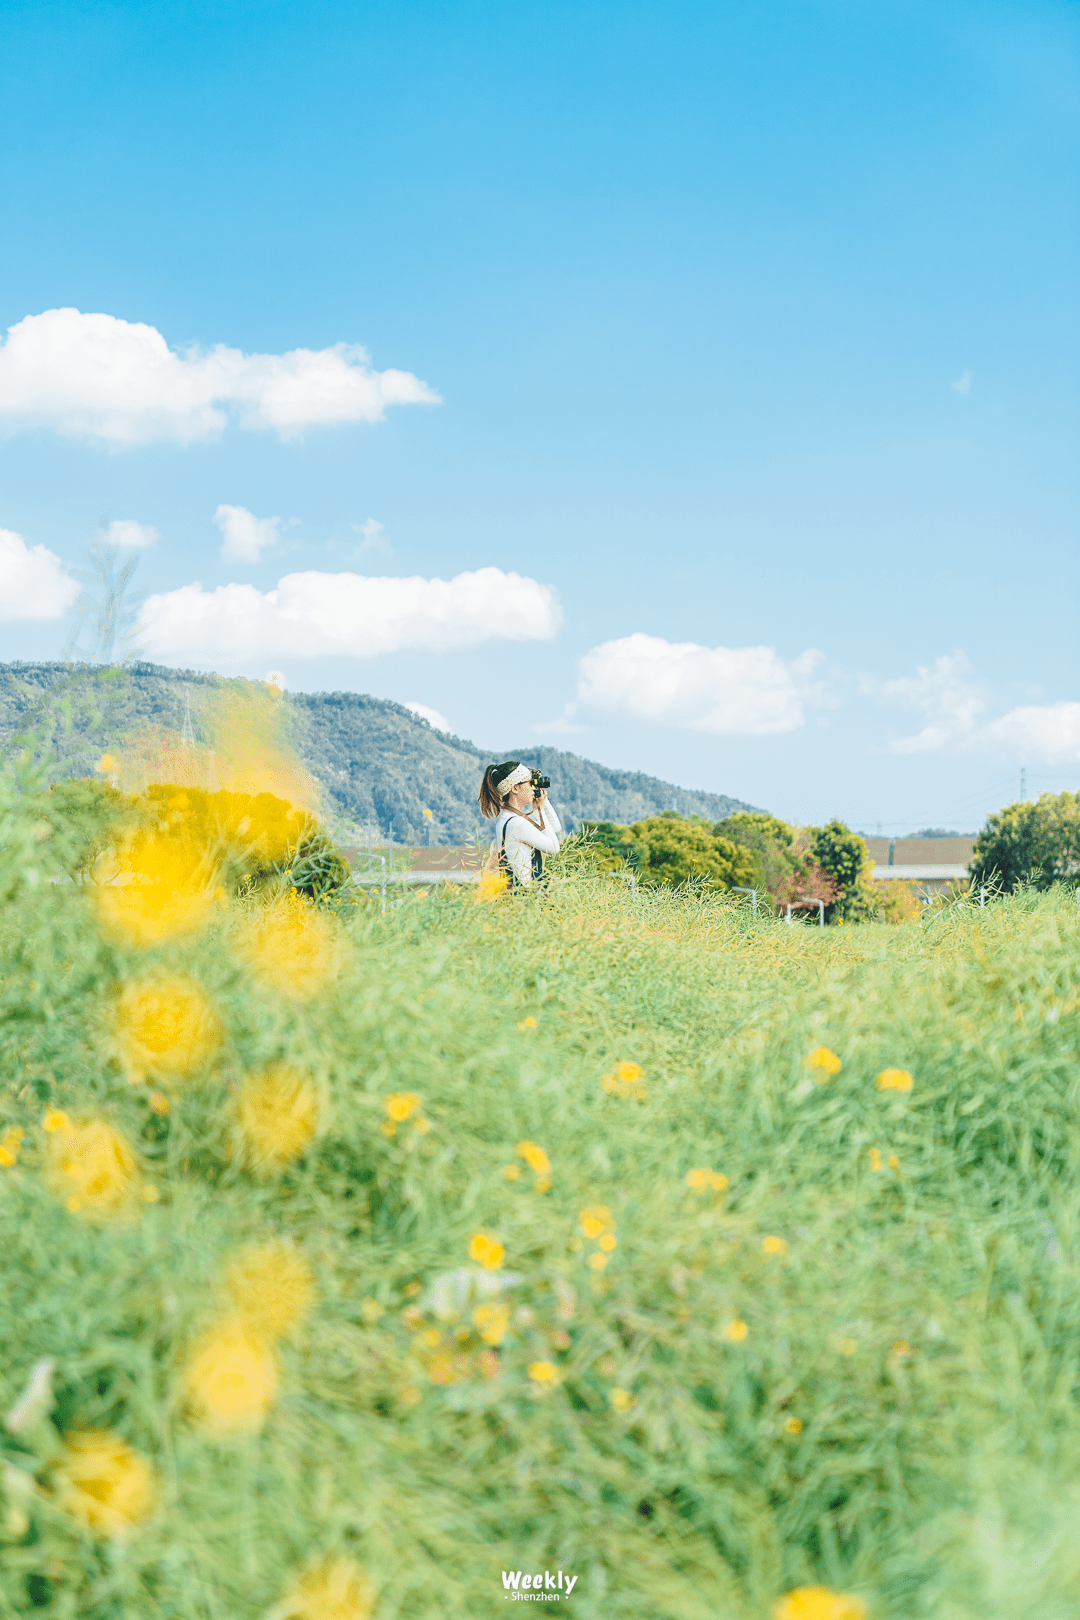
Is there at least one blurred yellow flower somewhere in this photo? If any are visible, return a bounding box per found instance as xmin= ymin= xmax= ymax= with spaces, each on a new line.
xmin=887 ymin=1153 xmax=899 ymax=1169
xmin=615 ymin=1060 xmax=643 ymax=1082
xmin=609 ymin=1387 xmax=634 ymax=1410
xmin=723 ymin=1319 xmax=748 ymax=1343
xmin=54 ymin=1430 xmax=155 ymax=1537
xmin=805 ymin=1046 xmax=841 ymax=1079
xmin=224 ymin=1243 xmax=314 ymax=1343
xmin=598 ymin=1232 xmax=617 ymax=1252
xmin=384 ymin=1091 xmax=422 ymax=1123
xmin=773 ymin=1586 xmax=867 ymax=1620
xmin=473 ymin=871 xmax=508 ymax=903
xmin=43 ymin=1107 xmax=69 ymax=1133
xmin=517 ymin=1140 xmax=550 ymax=1174
xmin=534 ymin=1174 xmax=552 ymax=1193
xmin=837 ymin=1337 xmax=858 ymax=1357
xmin=95 ymin=754 xmax=117 ymax=774
xmin=868 ymin=1148 xmax=883 ymax=1171
xmin=472 ymin=1301 xmax=510 ymax=1346
xmin=413 ymin=1115 xmax=432 ymax=1135
xmin=0 ymin=1125 xmax=23 ymax=1167
xmin=502 ymin=1163 xmax=521 ymax=1180
xmin=148 ymin=1091 xmax=170 ymax=1116
xmin=245 ymin=892 xmax=337 ymax=1001
xmin=876 ymin=1067 xmax=913 ymax=1093
xmin=236 ymin=1066 xmax=318 ymax=1173
xmin=96 ymin=837 xmax=217 ymax=945
xmin=579 ymin=1205 xmax=615 ymax=1239
xmin=479 ymin=1348 xmax=500 ymax=1379
xmin=685 ymin=1167 xmax=728 ymax=1191
xmin=588 ymin=1253 xmax=608 ymax=1270
xmin=762 ymin=1235 xmax=788 ymax=1257
xmin=47 ymin=1118 xmax=141 ymax=1219
xmin=423 ymin=808 xmax=434 ymax=819
xmin=528 ymin=1360 xmax=560 ymax=1386
xmin=891 ymin=1339 xmax=913 ymax=1358
xmin=468 ymin=1232 xmax=505 ymax=1270
xmin=116 ymin=975 xmax=223 ymax=1085
xmin=185 ymin=1326 xmax=278 ymax=1433
xmin=783 ymin=1415 xmax=803 ymax=1434
xmin=517 ymin=1015 xmax=537 ymax=1030
xmin=277 ymin=1557 xmax=375 ymax=1620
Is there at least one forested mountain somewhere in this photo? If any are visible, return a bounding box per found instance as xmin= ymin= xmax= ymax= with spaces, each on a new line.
xmin=0 ymin=661 xmax=757 ymax=844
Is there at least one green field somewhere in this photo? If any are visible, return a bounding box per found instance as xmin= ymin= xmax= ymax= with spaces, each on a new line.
xmin=3 ymin=769 xmax=1080 ymax=1619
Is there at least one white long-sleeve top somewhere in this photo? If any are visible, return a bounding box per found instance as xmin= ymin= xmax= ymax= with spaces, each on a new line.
xmin=494 ymin=802 xmax=563 ymax=885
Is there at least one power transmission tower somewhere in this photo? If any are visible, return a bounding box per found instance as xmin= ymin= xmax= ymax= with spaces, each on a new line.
xmin=181 ymin=686 xmax=195 ymax=746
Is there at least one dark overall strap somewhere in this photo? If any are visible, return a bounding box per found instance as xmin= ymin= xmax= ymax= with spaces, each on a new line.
xmin=498 ymin=814 xmax=546 ymax=887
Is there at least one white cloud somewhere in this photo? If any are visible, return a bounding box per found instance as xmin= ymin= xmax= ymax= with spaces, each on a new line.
xmin=0 ymin=527 xmax=79 ymax=621
xmin=215 ymin=504 xmax=280 ymax=564
xmin=136 ymin=567 xmax=562 ymax=665
xmin=878 ymin=652 xmax=984 ymax=753
xmin=105 ymin=518 xmax=157 ymax=549
xmin=353 ymin=517 xmax=392 ymax=555
xmin=0 ymin=308 xmax=440 ymax=445
xmin=952 ymin=371 xmax=972 ymax=394
xmin=575 ymin=632 xmax=821 ymax=735
xmin=989 ymin=703 xmax=1080 ymax=763
xmin=406 ymin=701 xmax=452 ymax=733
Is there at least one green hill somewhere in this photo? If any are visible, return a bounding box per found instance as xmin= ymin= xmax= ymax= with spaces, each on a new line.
xmin=0 ymin=662 xmax=757 ymax=844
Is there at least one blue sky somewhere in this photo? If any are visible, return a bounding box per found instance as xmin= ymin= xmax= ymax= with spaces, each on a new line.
xmin=1 ymin=0 xmax=1077 ymax=831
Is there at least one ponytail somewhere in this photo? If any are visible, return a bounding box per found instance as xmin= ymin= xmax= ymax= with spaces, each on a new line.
xmin=478 ymin=760 xmax=521 ymax=819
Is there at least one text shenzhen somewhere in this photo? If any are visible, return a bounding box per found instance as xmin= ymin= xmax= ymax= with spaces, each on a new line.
xmin=502 ymin=1571 xmax=578 ymax=1600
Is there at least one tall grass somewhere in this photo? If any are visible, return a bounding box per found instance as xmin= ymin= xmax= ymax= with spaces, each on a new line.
xmin=2 ymin=769 xmax=1080 ymax=1618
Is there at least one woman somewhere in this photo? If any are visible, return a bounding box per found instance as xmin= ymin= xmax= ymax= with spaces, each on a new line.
xmin=478 ymin=761 xmax=562 ymax=887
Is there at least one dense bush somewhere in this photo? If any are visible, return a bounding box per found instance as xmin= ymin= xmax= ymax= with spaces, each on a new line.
xmin=970 ymin=790 xmax=1080 ymax=893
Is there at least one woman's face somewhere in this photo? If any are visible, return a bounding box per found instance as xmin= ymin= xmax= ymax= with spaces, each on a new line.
xmin=506 ymin=779 xmax=534 ymax=811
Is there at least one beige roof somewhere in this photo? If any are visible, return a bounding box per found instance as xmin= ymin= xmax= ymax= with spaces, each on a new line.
xmin=863 ymin=837 xmax=974 ymax=868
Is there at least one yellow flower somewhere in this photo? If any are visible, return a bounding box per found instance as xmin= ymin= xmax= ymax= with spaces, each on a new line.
xmin=422 ymin=808 xmax=434 ymax=819
xmin=805 ymin=1046 xmax=842 ymax=1079
xmin=472 ymin=1301 xmax=511 ymax=1345
xmin=47 ymin=1118 xmax=141 ymax=1219
xmin=598 ymin=1232 xmax=617 ymax=1252
xmin=588 ymin=1252 xmax=609 ymax=1270
xmin=413 ymin=1115 xmax=432 ymax=1135
xmin=517 ymin=1140 xmax=550 ymax=1174
xmin=0 ymin=1126 xmax=23 ymax=1167
xmin=479 ymin=1348 xmax=500 ymax=1379
xmin=95 ymin=754 xmax=117 ymax=774
xmin=43 ymin=1107 xmax=70 ymax=1133
xmin=96 ymin=836 xmax=217 ymax=945
xmin=868 ymin=1148 xmax=883 ymax=1171
xmin=762 ymin=1235 xmax=788 ymax=1257
xmin=244 ymin=891 xmax=338 ymax=1001
xmin=384 ymin=1091 xmax=422 ymax=1123
xmin=534 ymin=1174 xmax=552 ymax=1193
xmin=528 ymin=1360 xmax=560 ymax=1386
xmin=614 ymin=1060 xmax=643 ymax=1082
xmin=723 ymin=1318 xmax=748 ymax=1343
xmin=236 ymin=1066 xmax=318 ymax=1172
xmin=783 ymin=1415 xmax=803 ymax=1434
xmin=876 ymin=1067 xmax=913 ymax=1093
xmin=468 ymin=1233 xmax=505 ymax=1270
xmin=116 ymin=975 xmax=223 ymax=1086
xmin=224 ymin=1243 xmax=314 ymax=1342
xmin=276 ymin=1557 xmax=375 ymax=1620
xmin=891 ymin=1339 xmax=913 ymax=1359
xmin=609 ymin=1387 xmax=634 ymax=1410
xmin=887 ymin=1153 xmax=899 ymax=1170
xmin=185 ymin=1326 xmax=278 ymax=1433
xmin=473 ymin=871 xmax=508 ymax=903
xmin=773 ymin=1586 xmax=868 ymax=1620
xmin=148 ymin=1091 xmax=170 ymax=1116
xmin=685 ymin=1166 xmax=728 ymax=1191
xmin=54 ymin=1430 xmax=155 ymax=1537
xmin=502 ymin=1163 xmax=521 ymax=1180
xmin=579 ymin=1204 xmax=615 ymax=1239
xmin=517 ymin=1015 xmax=537 ymax=1030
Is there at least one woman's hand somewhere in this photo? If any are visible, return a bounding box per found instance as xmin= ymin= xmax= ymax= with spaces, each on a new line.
xmin=533 ymin=788 xmax=547 ymax=808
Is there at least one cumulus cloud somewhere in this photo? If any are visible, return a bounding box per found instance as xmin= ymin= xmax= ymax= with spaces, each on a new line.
xmin=0 ymin=527 xmax=79 ymax=621
xmin=353 ymin=517 xmax=392 ymax=555
xmin=877 ymin=652 xmax=984 ymax=753
xmin=135 ymin=567 xmax=562 ymax=666
xmin=989 ymin=703 xmax=1080 ymax=763
xmin=105 ymin=519 xmax=157 ymax=549
xmin=406 ymin=701 xmax=452 ymax=733
xmin=0 ymin=308 xmax=440 ymax=445
xmin=215 ymin=504 xmax=280 ymax=564
xmin=575 ymin=632 xmax=822 ymax=734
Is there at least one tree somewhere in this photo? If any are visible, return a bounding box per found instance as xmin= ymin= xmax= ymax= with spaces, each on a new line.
xmin=628 ymin=812 xmax=757 ymax=891
xmin=970 ymin=792 xmax=1080 ymax=893
xmin=809 ymin=819 xmax=872 ymax=922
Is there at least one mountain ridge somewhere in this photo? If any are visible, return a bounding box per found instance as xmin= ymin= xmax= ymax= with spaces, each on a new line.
xmin=0 ymin=661 xmax=760 ymax=843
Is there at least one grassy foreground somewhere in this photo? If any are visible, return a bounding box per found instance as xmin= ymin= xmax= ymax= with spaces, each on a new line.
xmin=3 ymin=787 xmax=1080 ymax=1617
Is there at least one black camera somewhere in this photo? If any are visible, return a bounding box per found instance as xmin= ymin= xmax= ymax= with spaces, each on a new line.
xmin=530 ymin=768 xmax=551 ymax=794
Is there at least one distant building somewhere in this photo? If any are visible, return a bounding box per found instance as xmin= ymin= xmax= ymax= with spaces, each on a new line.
xmin=863 ymin=837 xmax=973 ymax=899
